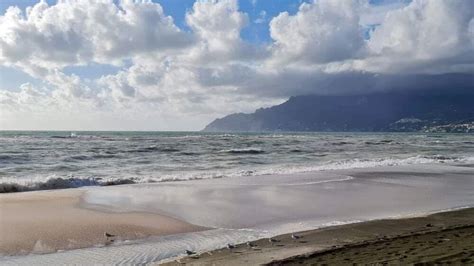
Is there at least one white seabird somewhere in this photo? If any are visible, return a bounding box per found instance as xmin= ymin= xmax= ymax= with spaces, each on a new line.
xmin=291 ymin=234 xmax=302 ymax=240
xmin=185 ymin=250 xmax=196 ymax=255
xmin=246 ymin=242 xmax=257 ymax=248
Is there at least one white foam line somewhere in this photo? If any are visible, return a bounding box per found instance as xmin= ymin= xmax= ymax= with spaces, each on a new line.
xmin=386 ymin=205 xmax=474 ymax=219
xmin=279 ymin=175 xmax=354 ymax=186
xmin=208 ymin=175 xmax=355 ymax=187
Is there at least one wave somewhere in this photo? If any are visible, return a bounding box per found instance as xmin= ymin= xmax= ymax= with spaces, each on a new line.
xmin=289 ymin=149 xmax=304 ymax=153
xmin=331 ymin=141 xmax=353 ymax=146
xmin=50 ymin=135 xmax=69 ymax=139
xmin=0 ymin=154 xmax=31 ymax=162
xmin=92 ymin=154 xmax=120 ymax=159
xmin=364 ymin=140 xmax=394 ymax=145
xmin=233 ymin=154 xmax=474 ymax=177
xmin=221 ymin=148 xmax=265 ymax=154
xmin=0 ymin=176 xmax=138 ymax=193
xmin=128 ymin=146 xmax=180 ymax=153
xmin=2 ymin=154 xmax=472 ymax=193
xmin=60 ymin=146 xmax=182 ymax=159
xmin=0 ymin=155 xmax=11 ymax=160
xmin=65 ymin=155 xmax=90 ymax=161
xmin=62 ymin=153 xmax=128 ymax=162
xmin=283 ymin=155 xmax=473 ymax=173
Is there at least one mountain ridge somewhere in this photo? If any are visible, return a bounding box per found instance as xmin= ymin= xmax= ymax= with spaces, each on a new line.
xmin=203 ymin=93 xmax=474 ymax=133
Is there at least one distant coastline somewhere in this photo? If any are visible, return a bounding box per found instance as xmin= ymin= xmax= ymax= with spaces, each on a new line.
xmin=203 ymin=93 xmax=474 ymax=133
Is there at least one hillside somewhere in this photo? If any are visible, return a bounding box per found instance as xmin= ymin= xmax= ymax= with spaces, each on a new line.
xmin=203 ymin=93 xmax=474 ymax=133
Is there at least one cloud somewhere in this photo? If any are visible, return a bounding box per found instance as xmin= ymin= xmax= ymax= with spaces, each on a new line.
xmin=184 ymin=0 xmax=265 ymax=63
xmin=365 ymin=0 xmax=474 ymax=74
xmin=359 ymin=0 xmax=409 ymax=26
xmin=0 ymin=0 xmax=192 ymax=74
xmin=96 ymin=0 xmax=272 ymax=116
xmin=0 ymin=0 xmax=472 ymax=130
xmin=269 ymin=0 xmax=365 ymax=65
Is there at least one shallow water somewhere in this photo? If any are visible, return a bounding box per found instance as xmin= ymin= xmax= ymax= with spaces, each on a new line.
xmin=82 ymin=164 xmax=474 ymax=231
xmin=2 ymin=163 xmax=473 ymax=265
xmin=1 ymin=131 xmax=473 ymax=192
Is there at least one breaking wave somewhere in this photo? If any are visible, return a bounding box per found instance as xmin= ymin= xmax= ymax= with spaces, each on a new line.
xmin=0 ymin=177 xmax=138 ymax=193
xmin=1 ymin=154 xmax=472 ymax=193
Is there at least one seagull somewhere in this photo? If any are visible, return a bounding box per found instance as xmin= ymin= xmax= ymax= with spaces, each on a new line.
xmin=227 ymin=243 xmax=236 ymax=249
xmin=185 ymin=250 xmax=196 ymax=256
xmin=291 ymin=234 xmax=302 ymax=240
xmin=104 ymin=232 xmax=115 ymax=239
xmin=269 ymin=237 xmax=278 ymax=245
xmin=246 ymin=242 xmax=257 ymax=248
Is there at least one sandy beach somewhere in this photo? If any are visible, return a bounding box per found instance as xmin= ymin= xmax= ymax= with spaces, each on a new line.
xmin=0 ymin=189 xmax=205 ymax=256
xmin=0 ymin=163 xmax=473 ymax=264
xmin=164 ymin=208 xmax=474 ymax=265
xmin=1 ymin=0 xmax=473 ymax=263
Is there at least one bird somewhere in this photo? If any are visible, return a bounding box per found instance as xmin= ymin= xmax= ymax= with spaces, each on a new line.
xmin=227 ymin=243 xmax=236 ymax=249
xmin=246 ymin=242 xmax=257 ymax=248
xmin=185 ymin=250 xmax=196 ymax=256
xmin=269 ymin=237 xmax=278 ymax=244
xmin=104 ymin=232 xmax=115 ymax=238
xmin=291 ymin=234 xmax=302 ymax=240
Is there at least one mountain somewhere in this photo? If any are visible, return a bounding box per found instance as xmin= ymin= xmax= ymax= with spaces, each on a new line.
xmin=203 ymin=93 xmax=474 ymax=133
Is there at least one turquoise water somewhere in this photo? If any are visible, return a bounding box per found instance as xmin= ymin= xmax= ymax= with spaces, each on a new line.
xmin=0 ymin=131 xmax=473 ymax=192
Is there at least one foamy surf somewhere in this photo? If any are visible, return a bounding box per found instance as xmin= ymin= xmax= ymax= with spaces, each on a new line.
xmin=2 ymin=131 xmax=474 ymax=193
xmin=1 ymin=154 xmax=472 ymax=193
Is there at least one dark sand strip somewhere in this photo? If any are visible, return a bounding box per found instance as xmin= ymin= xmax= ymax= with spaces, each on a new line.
xmin=270 ymin=224 xmax=474 ymax=265
xmin=163 ymin=208 xmax=474 ymax=265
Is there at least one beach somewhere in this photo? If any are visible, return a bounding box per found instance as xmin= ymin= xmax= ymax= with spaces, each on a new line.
xmin=0 ymin=189 xmax=204 ymax=256
xmin=164 ymin=208 xmax=474 ymax=265
xmin=1 ymin=0 xmax=473 ymax=263
xmin=1 ymin=163 xmax=473 ymax=264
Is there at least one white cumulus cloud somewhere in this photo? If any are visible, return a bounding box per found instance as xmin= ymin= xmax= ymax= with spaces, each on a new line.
xmin=0 ymin=0 xmax=191 ymax=76
xmin=0 ymin=0 xmax=472 ymax=130
xmin=269 ymin=0 xmax=366 ymax=65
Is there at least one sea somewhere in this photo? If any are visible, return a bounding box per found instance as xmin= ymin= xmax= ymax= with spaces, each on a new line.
xmin=1 ymin=131 xmax=473 ymax=193
xmin=2 ymin=131 xmax=474 ymax=264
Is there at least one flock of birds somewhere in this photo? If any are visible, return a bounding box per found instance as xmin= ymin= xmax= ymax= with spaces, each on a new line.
xmin=103 ymin=231 xmax=303 ymax=260
xmin=183 ymin=233 xmax=303 ymax=258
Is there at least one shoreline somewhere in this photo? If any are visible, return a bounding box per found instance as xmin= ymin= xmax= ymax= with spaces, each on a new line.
xmin=163 ymin=207 xmax=474 ymax=265
xmin=1 ymin=160 xmax=472 ymax=194
xmin=0 ymin=189 xmax=206 ymax=256
xmin=1 ymin=163 xmax=472 ymax=264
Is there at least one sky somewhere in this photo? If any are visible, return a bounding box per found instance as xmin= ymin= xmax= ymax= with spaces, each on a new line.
xmin=0 ymin=0 xmax=472 ymax=131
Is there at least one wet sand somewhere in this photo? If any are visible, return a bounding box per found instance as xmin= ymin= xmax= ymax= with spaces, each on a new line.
xmin=272 ymin=224 xmax=474 ymax=265
xmin=0 ymin=189 xmax=205 ymax=255
xmin=164 ymin=208 xmax=474 ymax=265
xmin=1 ymin=163 xmax=473 ymax=264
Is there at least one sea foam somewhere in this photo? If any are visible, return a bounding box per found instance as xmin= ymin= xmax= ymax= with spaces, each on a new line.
xmin=1 ymin=154 xmax=472 ymax=193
